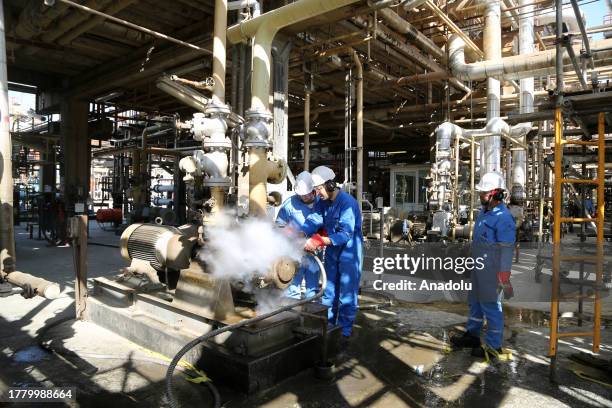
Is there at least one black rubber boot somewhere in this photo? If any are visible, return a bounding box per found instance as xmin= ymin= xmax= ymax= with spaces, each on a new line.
xmin=450 ymin=331 xmax=481 ymax=349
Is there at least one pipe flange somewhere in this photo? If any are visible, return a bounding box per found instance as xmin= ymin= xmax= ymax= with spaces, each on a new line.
xmin=244 ymin=109 xmax=273 ymax=148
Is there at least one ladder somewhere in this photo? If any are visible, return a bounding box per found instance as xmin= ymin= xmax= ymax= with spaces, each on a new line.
xmin=549 ymin=109 xmax=606 ymax=373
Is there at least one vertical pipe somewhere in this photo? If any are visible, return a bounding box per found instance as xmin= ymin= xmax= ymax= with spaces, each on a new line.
xmin=594 ymin=112 xmax=605 ymax=352
xmin=469 ymin=136 xmax=475 ymax=240
xmin=482 ymin=0 xmax=502 ymax=176
xmin=248 ymin=147 xmax=268 ymax=217
xmin=238 ymin=44 xmax=246 ymax=116
xmin=304 ymin=91 xmax=310 ymax=171
xmin=353 ymin=51 xmax=363 ymax=202
xmin=555 ymin=0 xmax=564 ymax=105
xmin=0 ymin=0 xmax=15 ymax=273
xmin=513 ymin=0 xmax=533 ymax=200
xmin=549 ymin=107 xmax=563 ymax=357
xmin=212 ymin=0 xmax=228 ymax=104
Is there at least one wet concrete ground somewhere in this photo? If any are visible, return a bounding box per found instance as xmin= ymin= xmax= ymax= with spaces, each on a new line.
xmin=0 ymin=223 xmax=610 ymax=407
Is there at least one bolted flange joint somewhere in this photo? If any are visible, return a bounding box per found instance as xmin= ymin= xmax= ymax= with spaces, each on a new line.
xmin=192 ymin=102 xmax=232 ymax=150
xmin=243 ymin=109 xmax=273 ymax=149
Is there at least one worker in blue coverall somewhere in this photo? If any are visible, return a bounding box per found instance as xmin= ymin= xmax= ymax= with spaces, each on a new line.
xmin=276 ymin=171 xmax=321 ymax=299
xmin=303 ymin=166 xmax=363 ymax=340
xmin=451 ymin=171 xmax=516 ymax=359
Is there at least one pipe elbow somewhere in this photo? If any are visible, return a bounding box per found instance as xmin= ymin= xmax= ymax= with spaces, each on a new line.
xmin=486 ymin=117 xmax=510 ymax=136
xmin=265 ymin=157 xmax=287 ymax=184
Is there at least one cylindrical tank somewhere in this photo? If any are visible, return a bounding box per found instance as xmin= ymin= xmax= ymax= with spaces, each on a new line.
xmin=120 ymin=223 xmax=193 ymax=271
xmin=96 ymin=208 xmax=122 ymax=224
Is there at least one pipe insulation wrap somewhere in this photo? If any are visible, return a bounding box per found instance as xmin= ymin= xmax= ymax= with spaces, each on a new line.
xmin=449 ymin=36 xmax=612 ymax=81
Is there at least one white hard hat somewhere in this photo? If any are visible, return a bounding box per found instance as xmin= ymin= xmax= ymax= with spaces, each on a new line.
xmin=311 ymin=166 xmax=335 ymax=187
xmin=294 ymin=171 xmax=313 ymax=195
xmin=476 ymin=171 xmax=506 ymax=192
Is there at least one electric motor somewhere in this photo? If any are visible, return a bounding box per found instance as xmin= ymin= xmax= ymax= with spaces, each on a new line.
xmin=120 ymin=223 xmax=194 ymax=272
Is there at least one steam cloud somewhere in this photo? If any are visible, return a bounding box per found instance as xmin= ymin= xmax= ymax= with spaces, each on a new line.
xmin=198 ymin=212 xmax=304 ymax=283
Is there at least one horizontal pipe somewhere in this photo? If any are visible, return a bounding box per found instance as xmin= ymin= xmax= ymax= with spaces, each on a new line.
xmin=449 ymin=35 xmax=612 ymax=81
xmin=49 ymin=0 xmax=212 ymax=54
xmin=1 ymin=271 xmax=61 ymax=299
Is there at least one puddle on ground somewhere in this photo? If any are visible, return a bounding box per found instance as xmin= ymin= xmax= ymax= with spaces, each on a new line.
xmin=13 ymin=345 xmax=51 ymax=363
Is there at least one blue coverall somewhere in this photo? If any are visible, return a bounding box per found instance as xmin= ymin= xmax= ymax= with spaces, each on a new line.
xmin=276 ymin=195 xmax=321 ymax=299
xmin=467 ymin=203 xmax=515 ymax=349
xmin=305 ymin=191 xmax=363 ymax=337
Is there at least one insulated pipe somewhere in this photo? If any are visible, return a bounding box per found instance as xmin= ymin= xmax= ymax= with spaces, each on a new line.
xmin=304 ymin=91 xmax=311 ymax=170
xmin=353 ymin=50 xmax=364 ymax=202
xmin=513 ymin=0 xmax=533 ymax=202
xmin=483 ymin=0 xmax=502 ymax=176
xmin=377 ymin=8 xmax=445 ymax=61
xmin=448 ymin=36 xmax=612 ymax=81
xmin=535 ymin=8 xmax=585 ymax=34
xmin=227 ymin=0 xmax=360 ymax=113
xmin=248 ymin=147 xmax=285 ymax=217
xmin=156 ymin=77 xmax=209 ymax=112
xmin=0 ymin=0 xmax=15 ymax=273
xmin=1 ymin=271 xmax=61 ymax=299
xmin=212 ymin=0 xmax=227 ymax=104
xmin=228 ymin=0 xmax=260 ymax=16
xmin=227 ymin=0 xmax=359 ymax=215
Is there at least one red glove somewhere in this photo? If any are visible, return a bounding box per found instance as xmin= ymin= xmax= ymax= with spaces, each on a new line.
xmin=497 ymin=271 xmax=513 ymax=299
xmin=497 ymin=271 xmax=511 ymax=284
xmin=304 ymin=233 xmax=326 ymax=252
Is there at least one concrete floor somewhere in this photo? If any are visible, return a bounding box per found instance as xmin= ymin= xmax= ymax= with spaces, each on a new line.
xmin=0 ymin=223 xmax=611 ymax=407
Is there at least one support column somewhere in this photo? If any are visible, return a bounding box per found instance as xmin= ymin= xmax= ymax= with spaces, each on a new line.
xmin=0 ymin=0 xmax=15 ymax=273
xmin=61 ymin=98 xmax=90 ymax=216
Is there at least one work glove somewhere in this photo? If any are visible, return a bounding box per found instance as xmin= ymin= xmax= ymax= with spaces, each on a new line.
xmin=304 ymin=233 xmax=326 ymax=252
xmin=497 ymin=271 xmax=514 ymax=300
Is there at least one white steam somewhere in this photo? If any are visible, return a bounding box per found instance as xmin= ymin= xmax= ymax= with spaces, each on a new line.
xmin=198 ymin=213 xmax=304 ymax=282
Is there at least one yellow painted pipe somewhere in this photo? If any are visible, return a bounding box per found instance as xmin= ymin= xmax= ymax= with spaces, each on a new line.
xmin=227 ymin=0 xmax=360 ymax=112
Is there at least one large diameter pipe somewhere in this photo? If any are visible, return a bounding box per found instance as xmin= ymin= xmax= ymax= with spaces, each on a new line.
xmin=448 ymin=36 xmax=612 ymax=81
xmin=248 ymin=147 xmax=268 ymax=217
xmin=156 ymin=77 xmax=209 ymax=111
xmin=304 ymin=91 xmax=311 ymax=170
xmin=513 ymin=0 xmax=533 ymax=201
xmin=1 ymin=271 xmax=61 ymax=299
xmin=212 ymin=0 xmax=227 ymax=104
xmin=377 ymin=8 xmax=445 ymax=61
xmin=0 ymin=0 xmax=15 ymax=273
xmin=227 ymin=0 xmax=360 ymax=113
xmin=353 ymin=51 xmax=363 ymax=202
xmin=483 ymin=0 xmax=502 ymax=176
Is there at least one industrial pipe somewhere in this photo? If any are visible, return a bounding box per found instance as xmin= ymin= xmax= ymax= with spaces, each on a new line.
xmin=228 ymin=0 xmax=260 ymax=16
xmin=512 ymin=0 xmax=533 ymax=202
xmin=377 ymin=8 xmax=445 ymax=61
xmin=212 ymin=0 xmax=227 ymax=104
xmin=483 ymin=0 xmax=502 ymax=176
xmin=227 ymin=0 xmax=360 ymax=215
xmin=304 ymin=91 xmax=311 ymax=170
xmin=1 ymin=271 xmax=61 ymax=299
xmin=156 ymin=76 xmax=209 ymax=112
xmin=0 ymin=0 xmax=15 ymax=273
xmin=448 ymin=35 xmax=612 ymax=82
xmin=353 ymin=50 xmax=364 ymax=203
xmin=227 ymin=0 xmax=360 ymax=113
xmin=248 ymin=147 xmax=286 ymax=217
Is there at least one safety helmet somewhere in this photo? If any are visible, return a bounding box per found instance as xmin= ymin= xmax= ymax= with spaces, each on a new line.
xmin=294 ymin=171 xmax=314 ymax=196
xmin=311 ymin=166 xmax=335 ymax=187
xmin=475 ymin=171 xmax=506 ymax=192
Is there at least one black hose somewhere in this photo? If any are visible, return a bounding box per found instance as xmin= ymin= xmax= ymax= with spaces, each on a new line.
xmin=87 ymin=242 xmax=120 ymax=248
xmin=164 ymin=255 xmax=327 ymax=408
